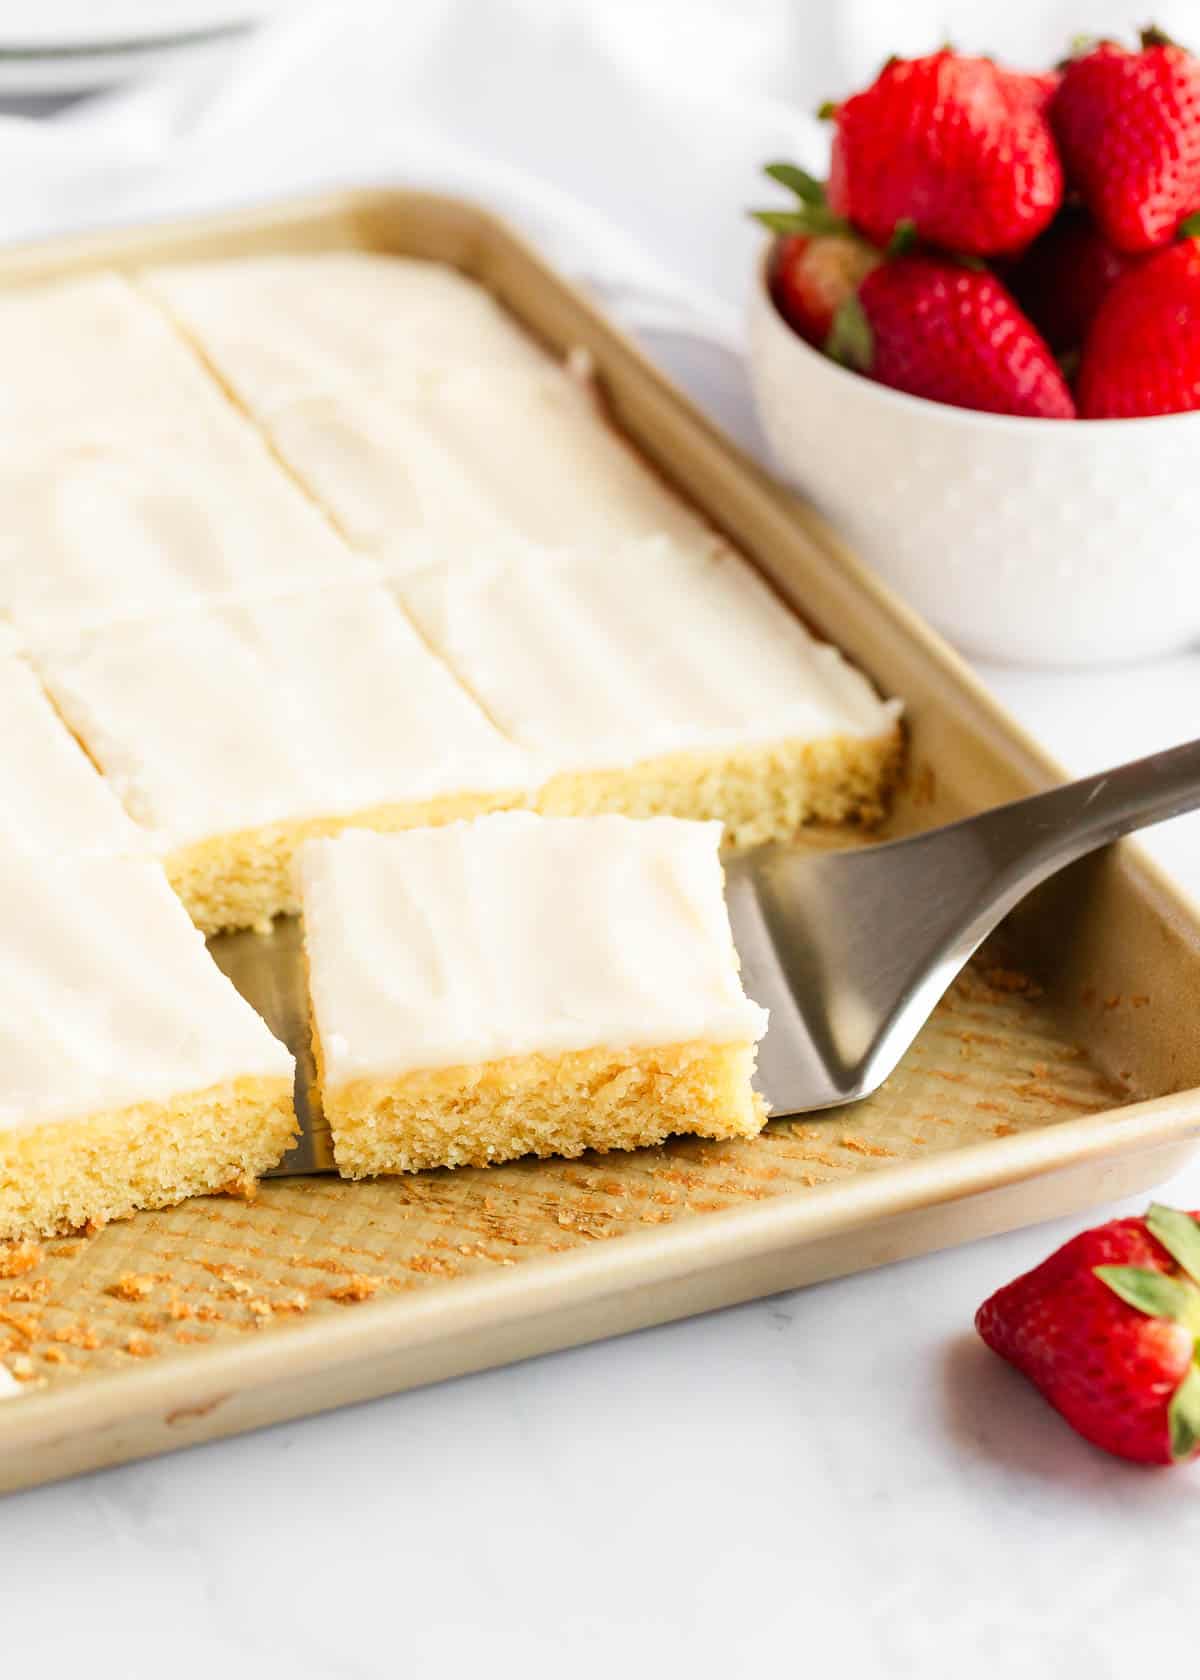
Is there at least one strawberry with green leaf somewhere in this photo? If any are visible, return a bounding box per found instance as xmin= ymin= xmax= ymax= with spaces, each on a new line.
xmin=753 ymin=163 xmax=880 ymax=349
xmin=977 ymin=1203 xmax=1200 ymax=1465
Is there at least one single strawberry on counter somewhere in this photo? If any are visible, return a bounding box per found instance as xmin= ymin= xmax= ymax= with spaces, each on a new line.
xmin=829 ymin=255 xmax=1076 ymax=418
xmin=1008 ymin=207 xmax=1143 ymax=353
xmin=826 ymin=49 xmax=1063 ymax=256
xmin=1077 ymin=231 xmax=1200 ymax=417
xmin=753 ymin=163 xmax=880 ymax=348
xmin=977 ymin=1203 xmax=1200 ymax=1465
xmin=1051 ymin=29 xmax=1200 ymax=252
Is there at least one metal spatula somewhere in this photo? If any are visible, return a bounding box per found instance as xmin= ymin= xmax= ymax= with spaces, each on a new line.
xmin=727 ymin=737 xmax=1200 ymax=1116
xmin=211 ymin=738 xmax=1200 ymax=1176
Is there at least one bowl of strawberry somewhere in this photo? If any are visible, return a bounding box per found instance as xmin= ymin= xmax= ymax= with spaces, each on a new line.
xmin=747 ymin=32 xmax=1200 ymax=667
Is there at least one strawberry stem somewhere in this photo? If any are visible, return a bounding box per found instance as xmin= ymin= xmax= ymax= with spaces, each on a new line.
xmin=1094 ymin=1264 xmax=1199 ymax=1324
xmin=816 ymin=99 xmax=839 ymax=121
xmin=1140 ymin=23 xmax=1178 ymax=48
xmin=1146 ymin=1205 xmax=1200 ymax=1286
xmin=763 ymin=161 xmax=826 ymax=206
xmin=1178 ymin=211 xmax=1200 ymax=239
xmin=825 ymin=293 xmax=873 ymax=371
xmin=887 ymin=218 xmax=919 ymax=256
xmin=1168 ymin=1363 xmax=1200 ymax=1461
xmin=749 ymin=206 xmax=847 ymax=236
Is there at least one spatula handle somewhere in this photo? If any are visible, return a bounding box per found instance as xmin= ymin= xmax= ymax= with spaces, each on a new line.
xmin=981 ymin=737 xmax=1200 ymax=881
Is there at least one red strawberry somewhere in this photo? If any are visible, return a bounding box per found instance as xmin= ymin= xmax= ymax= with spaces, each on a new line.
xmin=753 ymin=163 xmax=881 ymax=348
xmin=999 ymin=65 xmax=1062 ymax=112
xmin=1051 ymin=30 xmax=1200 ymax=252
xmin=827 ymin=50 xmax=1063 ymax=257
xmin=1077 ymin=234 xmax=1200 ymax=417
xmin=832 ymin=255 xmax=1075 ymax=417
xmin=1008 ymin=207 xmax=1143 ymax=351
xmin=976 ymin=1203 xmax=1200 ymax=1465
xmin=770 ymin=231 xmax=880 ymax=348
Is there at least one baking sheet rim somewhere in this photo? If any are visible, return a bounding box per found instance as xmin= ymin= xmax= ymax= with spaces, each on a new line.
xmin=4 ymin=1087 xmax=1198 ymax=1451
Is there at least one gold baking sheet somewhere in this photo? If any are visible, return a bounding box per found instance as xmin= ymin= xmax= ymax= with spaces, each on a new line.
xmin=2 ymin=190 xmax=1199 ymax=1493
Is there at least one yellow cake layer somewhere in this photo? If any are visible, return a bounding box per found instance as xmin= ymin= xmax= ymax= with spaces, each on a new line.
xmin=319 ymin=1039 xmax=767 ymax=1179
xmin=168 ymin=788 xmax=530 ymax=935
xmin=0 ymin=1075 xmax=296 ymax=1241
xmin=167 ymin=730 xmax=900 ymax=935
xmin=535 ymin=729 xmax=903 ymax=849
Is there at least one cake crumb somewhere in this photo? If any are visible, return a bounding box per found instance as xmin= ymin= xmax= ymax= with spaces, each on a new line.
xmin=327 ymin=1274 xmax=380 ymax=1303
xmin=982 ymin=966 xmax=1043 ymax=996
xmin=124 ymin=1333 xmax=155 ymax=1359
xmin=219 ymin=1175 xmax=260 ymax=1204
xmin=0 ymin=1242 xmax=43 ymax=1278
xmin=9 ymin=1353 xmax=36 ymax=1381
xmin=167 ymin=1296 xmax=195 ymax=1321
xmin=52 ymin=1323 xmax=100 ymax=1350
xmin=838 ymin=1135 xmax=897 ymax=1158
xmin=8 ymin=1278 xmax=51 ymax=1303
xmin=0 ymin=1309 xmax=39 ymax=1342
xmin=41 ymin=1347 xmax=67 ymax=1366
xmin=109 ymin=1272 xmax=155 ymax=1302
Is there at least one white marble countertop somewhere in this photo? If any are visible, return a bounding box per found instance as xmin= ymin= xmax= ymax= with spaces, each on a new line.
xmin=3 ymin=324 xmax=1199 ymax=1679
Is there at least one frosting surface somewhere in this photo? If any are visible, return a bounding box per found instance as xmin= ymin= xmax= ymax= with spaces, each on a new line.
xmin=0 ymin=843 xmax=292 ymax=1132
xmin=391 ymin=536 xmax=900 ymax=772
xmin=0 ymin=655 xmax=147 ymax=858
xmin=34 ymin=586 xmax=533 ymax=849
xmin=143 ymin=252 xmax=551 ymax=410
xmin=300 ymin=813 xmax=768 ymax=1080
xmin=144 ymin=256 xmax=711 ymax=552
xmin=0 ymin=271 xmax=364 ymax=637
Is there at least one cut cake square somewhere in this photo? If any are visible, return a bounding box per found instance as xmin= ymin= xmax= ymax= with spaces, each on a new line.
xmin=0 ymin=270 xmax=362 ymax=639
xmin=32 ymin=584 xmax=534 ymax=933
xmin=390 ymin=536 xmax=903 ymax=849
xmin=141 ymin=251 xmax=553 ymax=410
xmin=0 ymin=841 xmax=295 ymax=1240
xmin=299 ymin=812 xmax=769 ymax=1178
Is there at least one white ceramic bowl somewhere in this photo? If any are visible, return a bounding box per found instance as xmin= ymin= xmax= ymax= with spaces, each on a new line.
xmin=747 ymin=253 xmax=1200 ymax=666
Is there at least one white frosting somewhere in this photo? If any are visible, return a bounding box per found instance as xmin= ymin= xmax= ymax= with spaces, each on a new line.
xmin=412 ymin=368 xmax=714 ymax=548
xmin=144 ymin=256 xmax=711 ymax=553
xmin=142 ymin=253 xmax=552 ymax=411
xmin=391 ymin=536 xmax=900 ymax=773
xmin=261 ymin=392 xmax=517 ymax=561
xmin=0 ymin=655 xmax=147 ymax=858
xmin=0 ymin=271 xmax=240 ymax=455
xmin=0 ymin=842 xmax=292 ymax=1133
xmin=0 ymin=272 xmax=362 ymax=637
xmin=34 ymin=585 xmax=533 ymax=849
xmin=300 ymin=813 xmax=767 ymax=1081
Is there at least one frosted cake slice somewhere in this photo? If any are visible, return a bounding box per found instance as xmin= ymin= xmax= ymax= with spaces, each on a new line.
xmin=143 ymin=255 xmax=711 ymax=554
xmin=141 ymin=251 xmax=553 ymax=411
xmin=33 ymin=584 xmax=533 ymax=934
xmin=299 ymin=814 xmax=768 ymax=1179
xmin=0 ymin=843 xmax=295 ymax=1240
xmin=0 ymin=652 xmax=147 ymax=858
xmin=0 ymin=271 xmax=362 ymax=638
xmin=390 ymin=536 xmax=903 ymax=849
